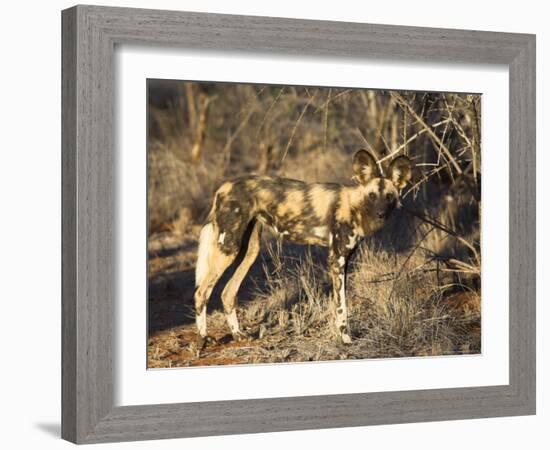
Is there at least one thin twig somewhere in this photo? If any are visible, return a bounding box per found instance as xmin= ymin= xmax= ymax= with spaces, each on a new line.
xmin=313 ymin=88 xmax=352 ymax=113
xmin=323 ymin=88 xmax=331 ymax=152
xmin=354 ymin=128 xmax=380 ymax=158
xmin=377 ymin=127 xmax=430 ymax=164
xmin=402 ymin=164 xmax=448 ymax=199
xmin=402 ymin=206 xmax=480 ymax=265
xmin=387 ymin=226 xmax=435 ymax=302
xmin=280 ymin=91 xmax=317 ymax=163
xmin=255 ymin=87 xmax=285 ymax=139
xmin=391 ymin=92 xmax=462 ymax=174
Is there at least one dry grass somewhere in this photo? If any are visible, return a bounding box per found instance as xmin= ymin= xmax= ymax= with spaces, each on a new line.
xmin=148 ymin=234 xmax=480 ymax=368
xmin=146 ymin=81 xmax=481 ymax=368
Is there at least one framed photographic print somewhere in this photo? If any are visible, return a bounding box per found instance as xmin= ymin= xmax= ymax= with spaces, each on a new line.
xmin=62 ymin=5 xmax=536 ymax=444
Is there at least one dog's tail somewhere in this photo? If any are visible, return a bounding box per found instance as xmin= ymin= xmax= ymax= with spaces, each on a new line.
xmin=196 ymin=186 xmax=223 ymax=287
xmin=195 ymin=221 xmax=215 ymax=287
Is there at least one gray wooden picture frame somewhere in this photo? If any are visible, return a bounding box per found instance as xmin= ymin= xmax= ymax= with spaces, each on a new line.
xmin=61 ymin=4 xmax=536 ymax=444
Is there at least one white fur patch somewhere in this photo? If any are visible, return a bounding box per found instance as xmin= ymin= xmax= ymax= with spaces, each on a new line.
xmin=312 ymin=226 xmax=329 ymax=239
xmin=196 ymin=306 xmax=207 ymax=337
xmin=195 ymin=223 xmax=214 ymax=287
xmin=218 ymin=232 xmax=226 ymax=244
xmin=226 ymin=309 xmax=241 ymax=334
xmin=338 ymin=256 xmax=346 ymax=267
xmin=392 ymin=168 xmax=401 ymax=181
xmin=338 ymin=273 xmax=346 ymax=306
xmin=345 ymin=233 xmax=358 ymax=249
xmin=335 ymin=273 xmax=347 ymax=325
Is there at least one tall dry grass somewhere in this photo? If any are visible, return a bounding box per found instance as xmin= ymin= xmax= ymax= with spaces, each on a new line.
xmin=148 ymin=236 xmax=480 ymax=367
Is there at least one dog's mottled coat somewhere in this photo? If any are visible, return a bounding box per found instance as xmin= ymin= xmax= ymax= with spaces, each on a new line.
xmin=194 ymin=149 xmax=412 ymax=347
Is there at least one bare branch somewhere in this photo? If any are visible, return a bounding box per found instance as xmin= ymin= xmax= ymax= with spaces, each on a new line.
xmin=391 ymin=92 xmax=463 ymax=174
xmin=255 ymin=87 xmax=285 ymax=139
xmin=280 ymin=91 xmax=317 ymax=163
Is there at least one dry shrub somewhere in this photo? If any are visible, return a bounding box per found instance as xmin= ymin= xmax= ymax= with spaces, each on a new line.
xmin=251 ymin=241 xmax=333 ymax=340
xmin=147 ymin=144 xmax=224 ymax=231
xmin=186 ymin=235 xmax=481 ymax=365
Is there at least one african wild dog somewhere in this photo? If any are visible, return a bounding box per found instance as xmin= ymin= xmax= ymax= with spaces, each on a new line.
xmin=194 ymin=149 xmax=412 ymax=348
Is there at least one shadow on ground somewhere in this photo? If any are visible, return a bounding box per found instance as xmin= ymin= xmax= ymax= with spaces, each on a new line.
xmin=148 ymin=244 xmax=283 ymax=334
xmin=147 ymin=230 xmax=338 ymax=331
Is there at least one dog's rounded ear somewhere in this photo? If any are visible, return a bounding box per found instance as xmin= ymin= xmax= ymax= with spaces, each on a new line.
xmin=388 ymin=155 xmax=412 ymax=189
xmin=352 ymin=149 xmax=378 ymax=185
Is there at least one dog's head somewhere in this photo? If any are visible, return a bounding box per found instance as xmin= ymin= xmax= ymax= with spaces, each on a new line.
xmin=351 ymin=149 xmax=412 ymax=230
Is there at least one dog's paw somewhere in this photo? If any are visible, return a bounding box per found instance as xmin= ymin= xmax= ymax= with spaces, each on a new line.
xmin=195 ymin=335 xmax=216 ymax=355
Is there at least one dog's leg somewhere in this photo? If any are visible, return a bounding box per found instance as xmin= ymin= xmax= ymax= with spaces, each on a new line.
xmin=194 ymin=240 xmax=238 ymax=350
xmin=221 ymin=221 xmax=262 ymax=341
xmin=329 ymin=249 xmax=351 ymax=344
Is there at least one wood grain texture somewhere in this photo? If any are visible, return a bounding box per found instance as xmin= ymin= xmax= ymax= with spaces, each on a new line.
xmin=61 ymin=7 xmax=77 ymax=443
xmin=508 ymin=36 xmax=536 ymax=409
xmin=61 ymin=4 xmax=536 ymax=444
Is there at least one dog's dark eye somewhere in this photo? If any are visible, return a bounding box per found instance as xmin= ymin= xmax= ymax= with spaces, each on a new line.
xmin=386 ymin=192 xmax=394 ymax=201
xmin=368 ymin=192 xmax=377 ymax=200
